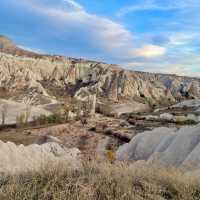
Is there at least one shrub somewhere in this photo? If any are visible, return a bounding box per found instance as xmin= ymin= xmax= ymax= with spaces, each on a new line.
xmin=105 ymin=150 xmax=115 ymax=163
xmin=46 ymin=113 xmax=63 ymax=124
xmin=176 ymin=119 xmax=196 ymax=125
xmin=33 ymin=113 xmax=64 ymax=126
xmin=60 ymin=104 xmax=73 ymax=122
xmin=16 ymin=113 xmax=26 ymax=128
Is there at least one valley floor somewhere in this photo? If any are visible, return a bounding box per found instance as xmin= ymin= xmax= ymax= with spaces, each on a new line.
xmin=0 ymin=100 xmax=200 ymax=199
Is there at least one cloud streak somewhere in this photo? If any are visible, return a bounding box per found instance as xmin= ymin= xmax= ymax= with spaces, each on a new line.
xmin=117 ymin=0 xmax=200 ymax=17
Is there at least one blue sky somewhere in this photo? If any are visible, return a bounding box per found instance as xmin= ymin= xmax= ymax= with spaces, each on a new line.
xmin=0 ymin=0 xmax=200 ymax=76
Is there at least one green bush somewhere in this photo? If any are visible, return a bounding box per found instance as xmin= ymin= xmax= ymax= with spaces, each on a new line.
xmin=33 ymin=113 xmax=64 ymax=126
xmin=176 ymin=119 xmax=196 ymax=125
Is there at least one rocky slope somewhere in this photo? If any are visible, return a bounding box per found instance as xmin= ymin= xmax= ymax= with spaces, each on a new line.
xmin=0 ymin=35 xmax=43 ymax=58
xmin=116 ymin=124 xmax=200 ymax=173
xmin=0 ymin=36 xmax=200 ymax=115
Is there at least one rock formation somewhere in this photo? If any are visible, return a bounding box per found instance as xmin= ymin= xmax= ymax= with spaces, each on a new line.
xmin=0 ymin=140 xmax=81 ymax=174
xmin=0 ymin=99 xmax=51 ymax=125
xmin=116 ymin=124 xmax=200 ymax=172
xmin=172 ymin=99 xmax=200 ymax=108
xmin=0 ymin=36 xmax=200 ymax=115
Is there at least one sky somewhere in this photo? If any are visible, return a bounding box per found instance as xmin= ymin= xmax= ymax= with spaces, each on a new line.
xmin=0 ymin=0 xmax=200 ymax=77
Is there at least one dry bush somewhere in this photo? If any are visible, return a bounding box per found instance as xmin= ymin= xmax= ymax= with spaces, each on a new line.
xmin=0 ymin=161 xmax=200 ymax=200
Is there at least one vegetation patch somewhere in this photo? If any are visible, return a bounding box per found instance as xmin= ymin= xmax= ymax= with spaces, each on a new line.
xmin=0 ymin=162 xmax=199 ymax=200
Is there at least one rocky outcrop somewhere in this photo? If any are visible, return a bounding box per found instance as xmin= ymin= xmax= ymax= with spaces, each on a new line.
xmin=116 ymin=124 xmax=200 ymax=172
xmin=0 ymin=37 xmax=200 ymax=112
xmin=0 ymin=140 xmax=81 ymax=174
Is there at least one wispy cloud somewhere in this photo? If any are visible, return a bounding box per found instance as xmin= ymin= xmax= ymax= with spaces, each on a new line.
xmin=117 ymin=0 xmax=200 ymax=17
xmin=123 ymin=50 xmax=200 ymax=77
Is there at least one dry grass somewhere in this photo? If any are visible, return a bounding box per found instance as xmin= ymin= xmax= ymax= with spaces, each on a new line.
xmin=0 ymin=161 xmax=200 ymax=200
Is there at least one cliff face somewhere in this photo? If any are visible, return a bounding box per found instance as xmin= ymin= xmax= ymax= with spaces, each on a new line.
xmin=0 ymin=36 xmax=200 ymax=109
xmin=0 ymin=51 xmax=200 ymax=108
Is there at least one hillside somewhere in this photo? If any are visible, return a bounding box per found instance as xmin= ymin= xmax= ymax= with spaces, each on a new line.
xmin=0 ymin=35 xmax=43 ymax=58
xmin=0 ymin=37 xmax=200 ymax=118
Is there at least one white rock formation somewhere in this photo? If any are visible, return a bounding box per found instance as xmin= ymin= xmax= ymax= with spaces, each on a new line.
xmin=187 ymin=114 xmax=200 ymax=123
xmin=172 ymin=100 xmax=200 ymax=108
xmin=145 ymin=115 xmax=159 ymax=120
xmin=160 ymin=113 xmax=174 ymax=121
xmin=111 ymin=102 xmax=150 ymax=117
xmin=97 ymin=101 xmax=150 ymax=117
xmin=116 ymin=124 xmax=200 ymax=172
xmin=0 ymin=99 xmax=51 ymax=125
xmin=0 ymin=140 xmax=81 ymax=174
xmin=144 ymin=113 xmax=200 ymax=123
xmin=1 ymin=51 xmax=200 ymax=111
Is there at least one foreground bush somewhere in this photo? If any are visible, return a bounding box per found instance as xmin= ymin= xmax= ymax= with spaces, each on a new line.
xmin=0 ymin=162 xmax=200 ymax=200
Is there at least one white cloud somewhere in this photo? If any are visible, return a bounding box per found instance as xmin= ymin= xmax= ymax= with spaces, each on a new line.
xmin=168 ymin=32 xmax=199 ymax=46
xmin=124 ymin=61 xmax=200 ymax=77
xmin=123 ymin=51 xmax=200 ymax=77
xmin=63 ymin=0 xmax=85 ymax=11
xmin=18 ymin=45 xmax=45 ymax=54
xmin=14 ymin=0 xmax=135 ymax=58
xmin=13 ymin=0 xmax=164 ymax=60
xmin=131 ymin=45 xmax=166 ymax=58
